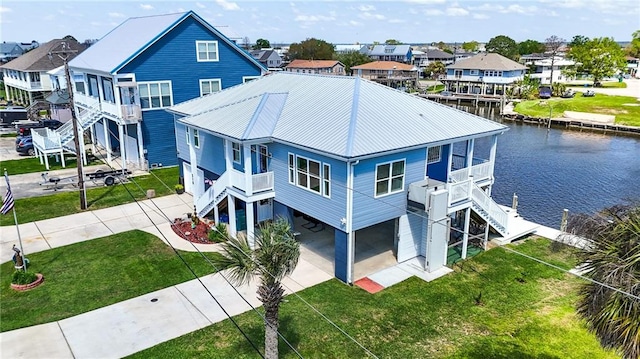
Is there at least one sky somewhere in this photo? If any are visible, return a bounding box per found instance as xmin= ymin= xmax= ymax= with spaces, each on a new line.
xmin=1 ymin=0 xmax=638 ymax=45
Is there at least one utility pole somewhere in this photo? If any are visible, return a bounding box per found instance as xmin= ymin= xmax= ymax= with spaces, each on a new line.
xmin=50 ymin=42 xmax=87 ymax=209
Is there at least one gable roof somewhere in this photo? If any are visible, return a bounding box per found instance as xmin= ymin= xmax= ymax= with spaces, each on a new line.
xmin=286 ymin=59 xmax=343 ymax=69
xmin=250 ymin=49 xmax=280 ymax=62
xmin=69 ymin=11 xmax=265 ymax=74
xmin=425 ymin=49 xmax=454 ymax=60
xmin=369 ymin=44 xmax=412 ymax=56
xmin=447 ymin=53 xmax=527 ymax=71
xmin=0 ymin=42 xmax=23 ymax=55
xmin=169 ymin=73 xmax=507 ymax=160
xmin=0 ymin=39 xmax=85 ymax=72
xmin=352 ymin=61 xmax=415 ymax=71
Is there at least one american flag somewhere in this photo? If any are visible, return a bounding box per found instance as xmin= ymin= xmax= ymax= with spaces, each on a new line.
xmin=1 ymin=181 xmax=14 ymax=215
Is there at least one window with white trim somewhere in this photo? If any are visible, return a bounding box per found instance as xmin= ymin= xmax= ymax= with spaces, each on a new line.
xmin=185 ymin=127 xmax=190 ymax=145
xmin=427 ymin=146 xmax=441 ymax=164
xmin=196 ymin=41 xmax=219 ymax=62
xmin=323 ymin=164 xmax=330 ymax=198
xmin=232 ymin=142 xmax=241 ymax=163
xmin=289 ymin=154 xmax=330 ymax=196
xmin=288 ymin=153 xmax=295 ymax=184
xmin=375 ymin=160 xmax=405 ymax=197
xmin=138 ymin=81 xmax=172 ymax=109
xmin=469 ymin=70 xmax=479 ymax=75
xmin=193 ymin=129 xmax=200 ymax=148
xmin=200 ymin=79 xmax=221 ymax=96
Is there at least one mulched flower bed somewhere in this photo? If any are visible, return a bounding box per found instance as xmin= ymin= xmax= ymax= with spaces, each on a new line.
xmin=171 ymin=219 xmax=213 ymax=244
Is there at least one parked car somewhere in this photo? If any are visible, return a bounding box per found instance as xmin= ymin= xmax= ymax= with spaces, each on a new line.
xmin=583 ymin=90 xmax=595 ymax=97
xmin=561 ymin=89 xmax=576 ymax=98
xmin=538 ymin=86 xmax=552 ymax=99
xmin=15 ymin=135 xmax=35 ymax=156
xmin=15 ymin=119 xmax=64 ymax=136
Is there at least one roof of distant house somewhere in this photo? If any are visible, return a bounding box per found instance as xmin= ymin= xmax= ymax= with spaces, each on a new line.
xmin=250 ymin=49 xmax=279 ymax=62
xmin=0 ymin=42 xmax=23 ymax=54
xmin=368 ymin=44 xmax=412 ymax=56
xmin=169 ymin=72 xmax=507 ymax=159
xmin=425 ymin=49 xmax=454 ymax=59
xmin=69 ymin=11 xmax=264 ymax=74
xmin=286 ymin=59 xmax=343 ymax=69
xmin=0 ymin=38 xmax=85 ymax=71
xmin=352 ymin=61 xmax=415 ymax=71
xmin=447 ymin=53 xmax=527 ymax=71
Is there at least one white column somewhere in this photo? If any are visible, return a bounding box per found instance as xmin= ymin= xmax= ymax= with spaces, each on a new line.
xmin=224 ymin=139 xmax=232 ymax=172
xmin=104 ymin=119 xmax=112 ymax=163
xmin=44 ymin=151 xmax=50 ymax=170
xmin=447 ymin=144 xmax=454 ymax=180
xmin=489 ymin=134 xmax=498 ymax=180
xmin=118 ymin=124 xmax=126 ymax=169
xmin=60 ymin=150 xmax=66 ymax=168
xmin=246 ymin=201 xmax=255 ymax=248
xmin=461 ymin=207 xmax=471 ymax=259
xmin=188 ymin=128 xmax=199 ymax=199
xmin=347 ymin=231 xmax=355 ymax=284
xmin=466 ymin=138 xmax=474 ymax=168
xmin=227 ymin=194 xmax=237 ymax=238
xmin=214 ymin=206 xmax=220 ymax=224
xmin=243 ymin=145 xmax=253 ymax=196
xmin=136 ymin=122 xmax=144 ymax=168
xmin=90 ymin=124 xmax=96 ymax=154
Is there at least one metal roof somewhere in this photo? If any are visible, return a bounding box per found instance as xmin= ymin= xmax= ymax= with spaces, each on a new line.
xmin=171 ymin=73 xmax=507 ymax=160
xmin=368 ymin=44 xmax=412 ymax=56
xmin=447 ymin=53 xmax=527 ymax=71
xmin=69 ymin=11 xmax=264 ymax=74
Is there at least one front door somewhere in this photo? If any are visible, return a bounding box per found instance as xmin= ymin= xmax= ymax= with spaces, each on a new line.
xmin=258 ymin=145 xmax=269 ymax=173
xmin=182 ymin=163 xmax=204 ymax=195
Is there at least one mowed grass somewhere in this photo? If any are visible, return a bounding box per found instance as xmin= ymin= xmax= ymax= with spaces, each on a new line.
xmin=0 ymin=230 xmax=220 ymax=332
xmin=514 ymin=94 xmax=640 ymax=127
xmin=129 ymin=238 xmax=619 ymax=359
xmin=0 ymin=167 xmax=180 ymax=226
xmin=2 ymin=155 xmax=103 ymax=175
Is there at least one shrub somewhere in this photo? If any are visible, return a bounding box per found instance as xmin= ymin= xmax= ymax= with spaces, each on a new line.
xmin=208 ymin=223 xmax=229 ymax=243
xmin=12 ymin=270 xmax=38 ymax=285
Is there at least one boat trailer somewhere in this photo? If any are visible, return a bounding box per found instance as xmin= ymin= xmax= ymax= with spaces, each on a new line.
xmin=40 ymin=169 xmax=132 ymax=191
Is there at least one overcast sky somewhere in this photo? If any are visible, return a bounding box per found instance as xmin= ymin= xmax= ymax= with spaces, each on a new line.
xmin=1 ymin=0 xmax=638 ymax=45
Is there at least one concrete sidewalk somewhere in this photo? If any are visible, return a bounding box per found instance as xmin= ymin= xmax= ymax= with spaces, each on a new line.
xmin=0 ymin=193 xmax=332 ymax=358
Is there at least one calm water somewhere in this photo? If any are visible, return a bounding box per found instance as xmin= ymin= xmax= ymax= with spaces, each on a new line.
xmin=457 ymin=105 xmax=640 ymax=228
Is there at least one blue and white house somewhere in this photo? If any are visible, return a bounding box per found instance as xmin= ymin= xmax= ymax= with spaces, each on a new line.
xmin=444 ymin=53 xmax=527 ymax=96
xmin=170 ymin=72 xmax=528 ymax=284
xmin=32 ymin=11 xmax=265 ymax=169
xmin=367 ymin=44 xmax=413 ymax=64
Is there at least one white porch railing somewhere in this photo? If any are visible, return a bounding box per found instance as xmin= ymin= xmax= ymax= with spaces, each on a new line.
xmin=470 ymin=183 xmax=508 ymax=234
xmin=196 ymin=171 xmax=230 ymax=216
xmin=448 ymin=179 xmax=471 ymax=205
xmin=196 ymin=170 xmax=274 ymax=217
xmin=253 ymin=172 xmax=274 ymax=192
xmin=449 ymin=162 xmax=492 ymax=184
xmin=32 ymin=128 xmax=62 ymax=151
xmin=74 ymin=92 xmax=98 ymax=107
xmin=100 ymin=101 xmax=119 ymax=118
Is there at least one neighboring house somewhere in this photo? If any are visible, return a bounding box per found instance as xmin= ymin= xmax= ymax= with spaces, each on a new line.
xmin=250 ymin=49 xmax=282 ymax=69
xmin=30 ymin=11 xmax=266 ymax=170
xmin=626 ymin=56 xmax=639 ymax=78
xmin=351 ymin=61 xmax=418 ymax=89
xmin=444 ymin=53 xmax=527 ymax=95
xmin=45 ymin=66 xmax=72 ymax=123
xmin=367 ymin=44 xmax=412 ymax=63
xmin=520 ymin=53 xmax=547 ymax=64
xmin=334 ymin=44 xmax=368 ymax=54
xmin=413 ymin=49 xmax=455 ymax=68
xmin=0 ymin=42 xmax=24 ymax=63
xmin=168 ymin=72 xmax=529 ymax=285
xmin=19 ymin=41 xmax=40 ymax=52
xmin=285 ymin=60 xmax=345 ymax=75
xmin=529 ymin=57 xmax=575 ymax=84
xmin=453 ymin=50 xmax=475 ymax=62
xmin=0 ymin=38 xmax=85 ymax=106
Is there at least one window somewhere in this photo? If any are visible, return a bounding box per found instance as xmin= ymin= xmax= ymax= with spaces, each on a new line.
xmin=87 ymin=74 xmax=99 ymax=97
xmin=243 ymin=76 xmax=260 ymax=83
xmin=375 ymin=160 xmax=405 ymax=197
xmin=469 ymin=70 xmax=479 ymax=76
xmin=199 ymin=79 xmax=221 ymax=96
xmin=185 ymin=127 xmax=190 ymax=145
xmin=102 ymin=77 xmax=115 ymax=103
xmin=427 ymin=146 xmax=441 ymax=164
xmin=290 ymin=154 xmax=330 ymax=196
xmin=454 ymin=70 xmax=463 ymax=79
xmin=483 ymin=70 xmax=503 ymax=77
xmin=232 ymin=142 xmax=241 ymax=163
xmin=196 ymin=41 xmax=219 ymax=62
xmin=138 ymin=81 xmax=172 ymax=109
xmin=193 ymin=129 xmax=200 ymax=148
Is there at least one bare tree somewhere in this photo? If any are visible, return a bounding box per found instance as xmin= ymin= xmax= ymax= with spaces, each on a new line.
xmin=545 ymin=35 xmax=566 ymax=87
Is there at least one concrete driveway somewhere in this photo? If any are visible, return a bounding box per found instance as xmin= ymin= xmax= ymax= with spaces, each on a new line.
xmin=569 ymin=78 xmax=640 ymax=100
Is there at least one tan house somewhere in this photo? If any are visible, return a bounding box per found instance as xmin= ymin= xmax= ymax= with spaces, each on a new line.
xmin=352 ymin=61 xmax=419 ymax=89
xmin=284 ymin=59 xmax=345 ymax=75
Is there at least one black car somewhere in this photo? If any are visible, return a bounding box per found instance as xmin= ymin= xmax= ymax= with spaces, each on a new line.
xmin=16 ymin=119 xmax=64 ymax=136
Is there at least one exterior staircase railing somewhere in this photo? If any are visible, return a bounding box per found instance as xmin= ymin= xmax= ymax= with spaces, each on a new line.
xmin=469 ymin=182 xmax=509 ymax=236
xmin=196 ymin=171 xmax=230 ymax=218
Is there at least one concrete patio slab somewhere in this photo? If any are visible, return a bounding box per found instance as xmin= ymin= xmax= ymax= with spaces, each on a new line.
xmin=367 ymin=265 xmax=414 ymax=288
xmin=282 ymin=257 xmax=333 ymax=294
xmin=0 ymin=322 xmax=73 ymax=359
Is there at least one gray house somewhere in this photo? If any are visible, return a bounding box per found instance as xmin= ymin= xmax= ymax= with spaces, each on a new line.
xmin=0 ymin=42 xmax=24 ymax=63
xmin=250 ymin=49 xmax=282 ymax=69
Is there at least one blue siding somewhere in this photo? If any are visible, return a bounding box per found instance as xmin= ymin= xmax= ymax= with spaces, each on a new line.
xmin=274 ymin=201 xmax=294 ymax=226
xmin=176 ymin=124 xmax=227 ymax=176
xmin=427 ymin=144 xmax=450 ymax=182
xmin=270 ymin=143 xmax=347 ymax=230
xmin=352 ymin=148 xmax=426 ymax=231
xmin=334 ymin=230 xmax=348 ymax=283
xmin=119 ymin=15 xmax=263 ymax=166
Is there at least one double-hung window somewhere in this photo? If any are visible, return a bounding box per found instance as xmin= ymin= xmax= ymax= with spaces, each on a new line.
xmin=232 ymin=142 xmax=241 ymax=163
xmin=138 ymin=81 xmax=172 ymax=109
xmin=196 ymin=41 xmax=219 ymax=62
xmin=427 ymin=146 xmax=441 ymax=164
xmin=200 ymin=79 xmax=221 ymax=96
xmin=289 ymin=153 xmax=330 ymax=197
xmin=375 ymin=160 xmax=405 ymax=197
xmin=193 ymin=129 xmax=200 ymax=148
xmin=185 ymin=127 xmax=190 ymax=145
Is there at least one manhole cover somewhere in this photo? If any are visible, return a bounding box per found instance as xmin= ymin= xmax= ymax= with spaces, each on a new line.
xmin=150 ymin=298 xmax=158 ymax=303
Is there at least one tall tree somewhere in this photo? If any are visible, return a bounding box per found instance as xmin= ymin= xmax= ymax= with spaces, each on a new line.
xmin=212 ymin=217 xmax=301 ymax=359
xmin=545 ymin=35 xmax=566 ymax=87
xmin=425 ymin=61 xmax=446 ymax=79
xmin=486 ymin=35 xmax=518 ymax=60
xmin=335 ymin=50 xmax=373 ymax=73
xmin=567 ymin=37 xmax=626 ymax=84
xmin=462 ymin=41 xmax=479 ymax=52
xmin=564 ymin=204 xmax=640 ymax=359
xmin=253 ymin=38 xmax=271 ymax=50
xmin=518 ymin=39 xmax=545 ymax=55
xmin=288 ymin=38 xmax=335 ymax=60
xmin=626 ymin=30 xmax=640 ymax=58
xmin=385 ymin=39 xmax=402 ymax=45
xmin=569 ymin=35 xmax=590 ymax=48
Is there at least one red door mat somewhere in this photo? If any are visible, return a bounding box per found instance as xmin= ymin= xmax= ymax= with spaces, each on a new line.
xmin=354 ymin=277 xmax=385 ymax=294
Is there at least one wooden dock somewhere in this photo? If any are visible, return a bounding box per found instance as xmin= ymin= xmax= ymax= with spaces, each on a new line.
xmin=501 ymin=113 xmax=640 ymax=137
xmin=418 ymin=93 xmax=503 ymax=108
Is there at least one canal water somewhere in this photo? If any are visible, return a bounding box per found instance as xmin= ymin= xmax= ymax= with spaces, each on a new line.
xmin=457 ymin=105 xmax=640 ymax=228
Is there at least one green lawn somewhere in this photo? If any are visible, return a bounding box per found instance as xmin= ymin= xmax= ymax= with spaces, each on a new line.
xmin=600 ymin=81 xmax=627 ymax=89
xmin=129 ymin=238 xmax=619 ymax=359
xmin=426 ymin=84 xmax=446 ymax=93
xmin=2 ymin=155 xmax=103 ymax=175
xmin=0 ymin=230 xmax=220 ymax=332
xmin=0 ymin=167 xmax=180 ymax=226
xmin=514 ymin=94 xmax=640 ymax=127
xmin=1 ymin=133 xmax=17 ymax=138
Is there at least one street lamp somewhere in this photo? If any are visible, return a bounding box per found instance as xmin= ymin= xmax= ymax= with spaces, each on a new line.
xmin=49 ymin=41 xmax=87 ymax=209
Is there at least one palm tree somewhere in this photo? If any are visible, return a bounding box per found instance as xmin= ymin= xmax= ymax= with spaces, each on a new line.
xmin=212 ymin=217 xmax=300 ymax=359
xmin=565 ymin=204 xmax=640 ymax=359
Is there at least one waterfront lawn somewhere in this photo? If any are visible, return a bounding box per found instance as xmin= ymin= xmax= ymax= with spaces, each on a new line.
xmin=0 ymin=167 xmax=180 ymax=226
xmin=514 ymin=94 xmax=640 ymax=127
xmin=0 ymin=230 xmax=220 ymax=332
xmin=129 ymin=238 xmax=618 ymax=359
xmin=2 ymin=155 xmax=103 ymax=175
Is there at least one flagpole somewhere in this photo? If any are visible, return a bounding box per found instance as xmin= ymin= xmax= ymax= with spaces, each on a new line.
xmin=3 ymin=170 xmax=25 ymax=271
